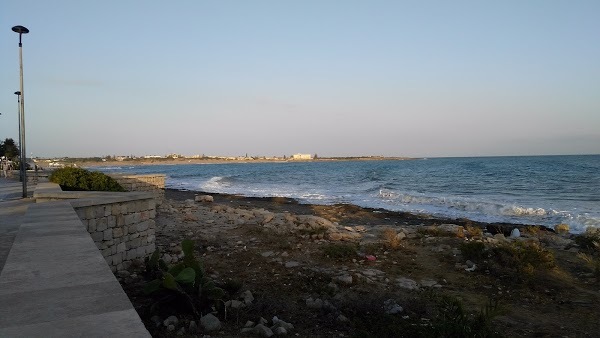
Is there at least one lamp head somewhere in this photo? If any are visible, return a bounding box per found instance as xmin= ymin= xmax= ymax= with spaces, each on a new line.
xmin=14 ymin=91 xmax=21 ymax=95
xmin=12 ymin=26 xmax=29 ymax=34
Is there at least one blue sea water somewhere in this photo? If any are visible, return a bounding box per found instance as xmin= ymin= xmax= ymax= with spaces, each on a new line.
xmin=94 ymin=155 xmax=600 ymax=233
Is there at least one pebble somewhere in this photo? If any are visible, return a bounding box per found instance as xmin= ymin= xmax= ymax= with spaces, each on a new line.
xmin=200 ymin=313 xmax=222 ymax=332
xmin=189 ymin=321 xmax=198 ymax=333
xmin=242 ymin=290 xmax=255 ymax=305
xmin=335 ymin=275 xmax=353 ymax=285
xmin=306 ymin=297 xmax=324 ymax=309
xmin=163 ymin=315 xmax=178 ymax=327
xmin=396 ymin=277 xmax=419 ymax=290
xmin=254 ymin=323 xmax=274 ymax=337
xmin=262 ymin=251 xmax=274 ymax=257
xmin=285 ymin=261 xmax=300 ymax=268
xmin=273 ymin=326 xmax=287 ymax=336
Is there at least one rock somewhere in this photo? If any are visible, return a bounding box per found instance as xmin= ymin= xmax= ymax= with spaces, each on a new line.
xmin=384 ymin=299 xmax=404 ymax=314
xmin=150 ymin=315 xmax=161 ymax=327
xmin=189 ymin=321 xmax=198 ymax=333
xmin=465 ymin=260 xmax=476 ymax=268
xmin=254 ymin=324 xmax=274 ymax=337
xmin=306 ymin=297 xmax=324 ymax=309
xmin=195 ymin=195 xmax=214 ymax=203
xmin=163 ymin=315 xmax=178 ymax=327
xmin=177 ymin=327 xmax=185 ymax=336
xmin=241 ymin=327 xmax=254 ymax=334
xmin=244 ymin=320 xmax=255 ymax=328
xmin=200 ymin=313 xmax=221 ymax=332
xmin=241 ymin=290 xmax=255 ymax=304
xmin=117 ymin=270 xmax=130 ymax=278
xmin=494 ymin=233 xmax=507 ymax=241
xmin=420 ymin=279 xmax=439 ymax=288
xmin=555 ymin=223 xmax=570 ymax=234
xmin=328 ymin=232 xmax=343 ymax=241
xmin=273 ymin=326 xmax=287 ymax=335
xmin=167 ymin=324 xmax=175 ymax=332
xmin=396 ymin=232 xmax=407 ymax=241
xmin=272 ymin=316 xmax=294 ymax=331
xmin=230 ymin=299 xmax=244 ymax=309
xmin=361 ymin=268 xmax=385 ymax=277
xmin=510 ymin=228 xmax=521 ymax=238
xmin=337 ymin=314 xmax=350 ymax=323
xmin=261 ymin=251 xmax=274 ymax=257
xmin=285 ymin=261 xmax=300 ymax=268
xmin=259 ymin=317 xmax=268 ymax=325
xmin=335 ymin=275 xmax=353 ymax=285
xmin=396 ymin=277 xmax=419 ymax=290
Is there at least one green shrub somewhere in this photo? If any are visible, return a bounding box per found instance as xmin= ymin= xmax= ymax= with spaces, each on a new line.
xmin=49 ymin=167 xmax=125 ymax=192
xmin=322 ymin=243 xmax=358 ymax=260
xmin=490 ymin=241 xmax=555 ymax=277
xmin=460 ymin=241 xmax=487 ymax=261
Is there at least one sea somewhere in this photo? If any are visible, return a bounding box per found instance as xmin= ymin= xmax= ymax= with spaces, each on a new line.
xmin=93 ymin=155 xmax=600 ymax=233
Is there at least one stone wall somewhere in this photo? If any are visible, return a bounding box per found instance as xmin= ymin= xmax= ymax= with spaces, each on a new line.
xmin=108 ymin=174 xmax=165 ymax=203
xmin=73 ymin=198 xmax=156 ymax=272
xmin=33 ymin=181 xmax=158 ymax=272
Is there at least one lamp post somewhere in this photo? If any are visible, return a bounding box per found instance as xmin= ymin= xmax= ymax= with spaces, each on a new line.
xmin=14 ymin=91 xmax=22 ymax=182
xmin=12 ymin=25 xmax=29 ymax=198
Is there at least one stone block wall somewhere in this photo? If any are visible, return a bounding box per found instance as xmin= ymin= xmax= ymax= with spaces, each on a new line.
xmin=74 ymin=198 xmax=156 ymax=272
xmin=108 ymin=174 xmax=165 ymax=203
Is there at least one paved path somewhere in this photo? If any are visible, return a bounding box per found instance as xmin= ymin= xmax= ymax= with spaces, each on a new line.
xmin=0 ymin=179 xmax=33 ymax=272
xmin=0 ymin=178 xmax=149 ymax=337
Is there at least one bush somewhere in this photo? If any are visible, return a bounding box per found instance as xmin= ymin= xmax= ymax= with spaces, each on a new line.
xmin=322 ymin=243 xmax=358 ymax=260
xmin=49 ymin=167 xmax=125 ymax=192
xmin=489 ymin=241 xmax=555 ymax=277
xmin=460 ymin=241 xmax=487 ymax=261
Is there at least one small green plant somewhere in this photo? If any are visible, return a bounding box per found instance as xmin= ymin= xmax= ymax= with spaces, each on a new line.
xmin=143 ymin=239 xmax=225 ymax=316
xmin=49 ymin=167 xmax=125 ymax=192
xmin=432 ymin=296 xmax=502 ymax=337
xmin=322 ymin=243 xmax=358 ymax=260
xmin=460 ymin=241 xmax=487 ymax=261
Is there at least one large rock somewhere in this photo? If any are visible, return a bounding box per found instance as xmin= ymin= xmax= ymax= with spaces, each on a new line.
xmin=254 ymin=323 xmax=274 ymax=337
xmin=554 ymin=223 xmax=570 ymax=234
xmin=200 ymin=313 xmax=221 ymax=332
xmin=195 ymin=195 xmax=214 ymax=203
xmin=396 ymin=277 xmax=419 ymax=290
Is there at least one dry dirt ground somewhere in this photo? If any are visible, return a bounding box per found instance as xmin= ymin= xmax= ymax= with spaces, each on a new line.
xmin=119 ymin=190 xmax=600 ymax=337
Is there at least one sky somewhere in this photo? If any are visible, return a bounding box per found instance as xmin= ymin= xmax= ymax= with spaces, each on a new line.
xmin=1 ymin=1 xmax=599 ymax=158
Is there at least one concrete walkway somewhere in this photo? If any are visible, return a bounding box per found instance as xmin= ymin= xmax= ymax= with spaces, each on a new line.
xmin=0 ymin=179 xmax=33 ymax=272
xmin=0 ymin=178 xmax=150 ymax=337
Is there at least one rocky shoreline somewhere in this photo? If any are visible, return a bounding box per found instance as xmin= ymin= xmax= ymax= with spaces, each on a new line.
xmin=119 ymin=188 xmax=600 ymax=337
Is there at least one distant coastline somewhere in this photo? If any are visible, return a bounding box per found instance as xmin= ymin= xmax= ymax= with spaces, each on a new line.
xmin=36 ymin=156 xmax=417 ymax=169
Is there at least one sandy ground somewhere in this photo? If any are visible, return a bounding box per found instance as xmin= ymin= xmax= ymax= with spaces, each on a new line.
xmin=119 ymin=189 xmax=600 ymax=337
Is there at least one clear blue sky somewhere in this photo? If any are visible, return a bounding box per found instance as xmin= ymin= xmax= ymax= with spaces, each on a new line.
xmin=1 ymin=0 xmax=599 ymax=158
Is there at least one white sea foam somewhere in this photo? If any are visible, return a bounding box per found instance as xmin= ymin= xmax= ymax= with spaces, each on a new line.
xmin=201 ymin=176 xmax=232 ymax=191
xmin=501 ymin=206 xmax=548 ymax=217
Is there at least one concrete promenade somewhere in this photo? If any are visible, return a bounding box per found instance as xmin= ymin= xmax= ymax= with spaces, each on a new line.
xmin=0 ymin=178 xmax=150 ymax=337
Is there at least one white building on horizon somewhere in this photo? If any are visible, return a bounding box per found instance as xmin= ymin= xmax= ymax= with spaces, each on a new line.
xmin=291 ymin=153 xmax=313 ymax=160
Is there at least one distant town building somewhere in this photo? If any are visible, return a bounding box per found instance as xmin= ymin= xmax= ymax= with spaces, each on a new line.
xmin=292 ymin=153 xmax=313 ymax=160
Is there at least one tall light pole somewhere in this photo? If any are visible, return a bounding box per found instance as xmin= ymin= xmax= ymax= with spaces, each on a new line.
xmin=12 ymin=25 xmax=29 ymax=198
xmin=14 ymin=91 xmax=22 ymax=181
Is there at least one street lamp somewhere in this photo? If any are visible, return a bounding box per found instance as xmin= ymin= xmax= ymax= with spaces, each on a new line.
xmin=14 ymin=91 xmax=22 ymax=182
xmin=12 ymin=25 xmax=29 ymax=198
